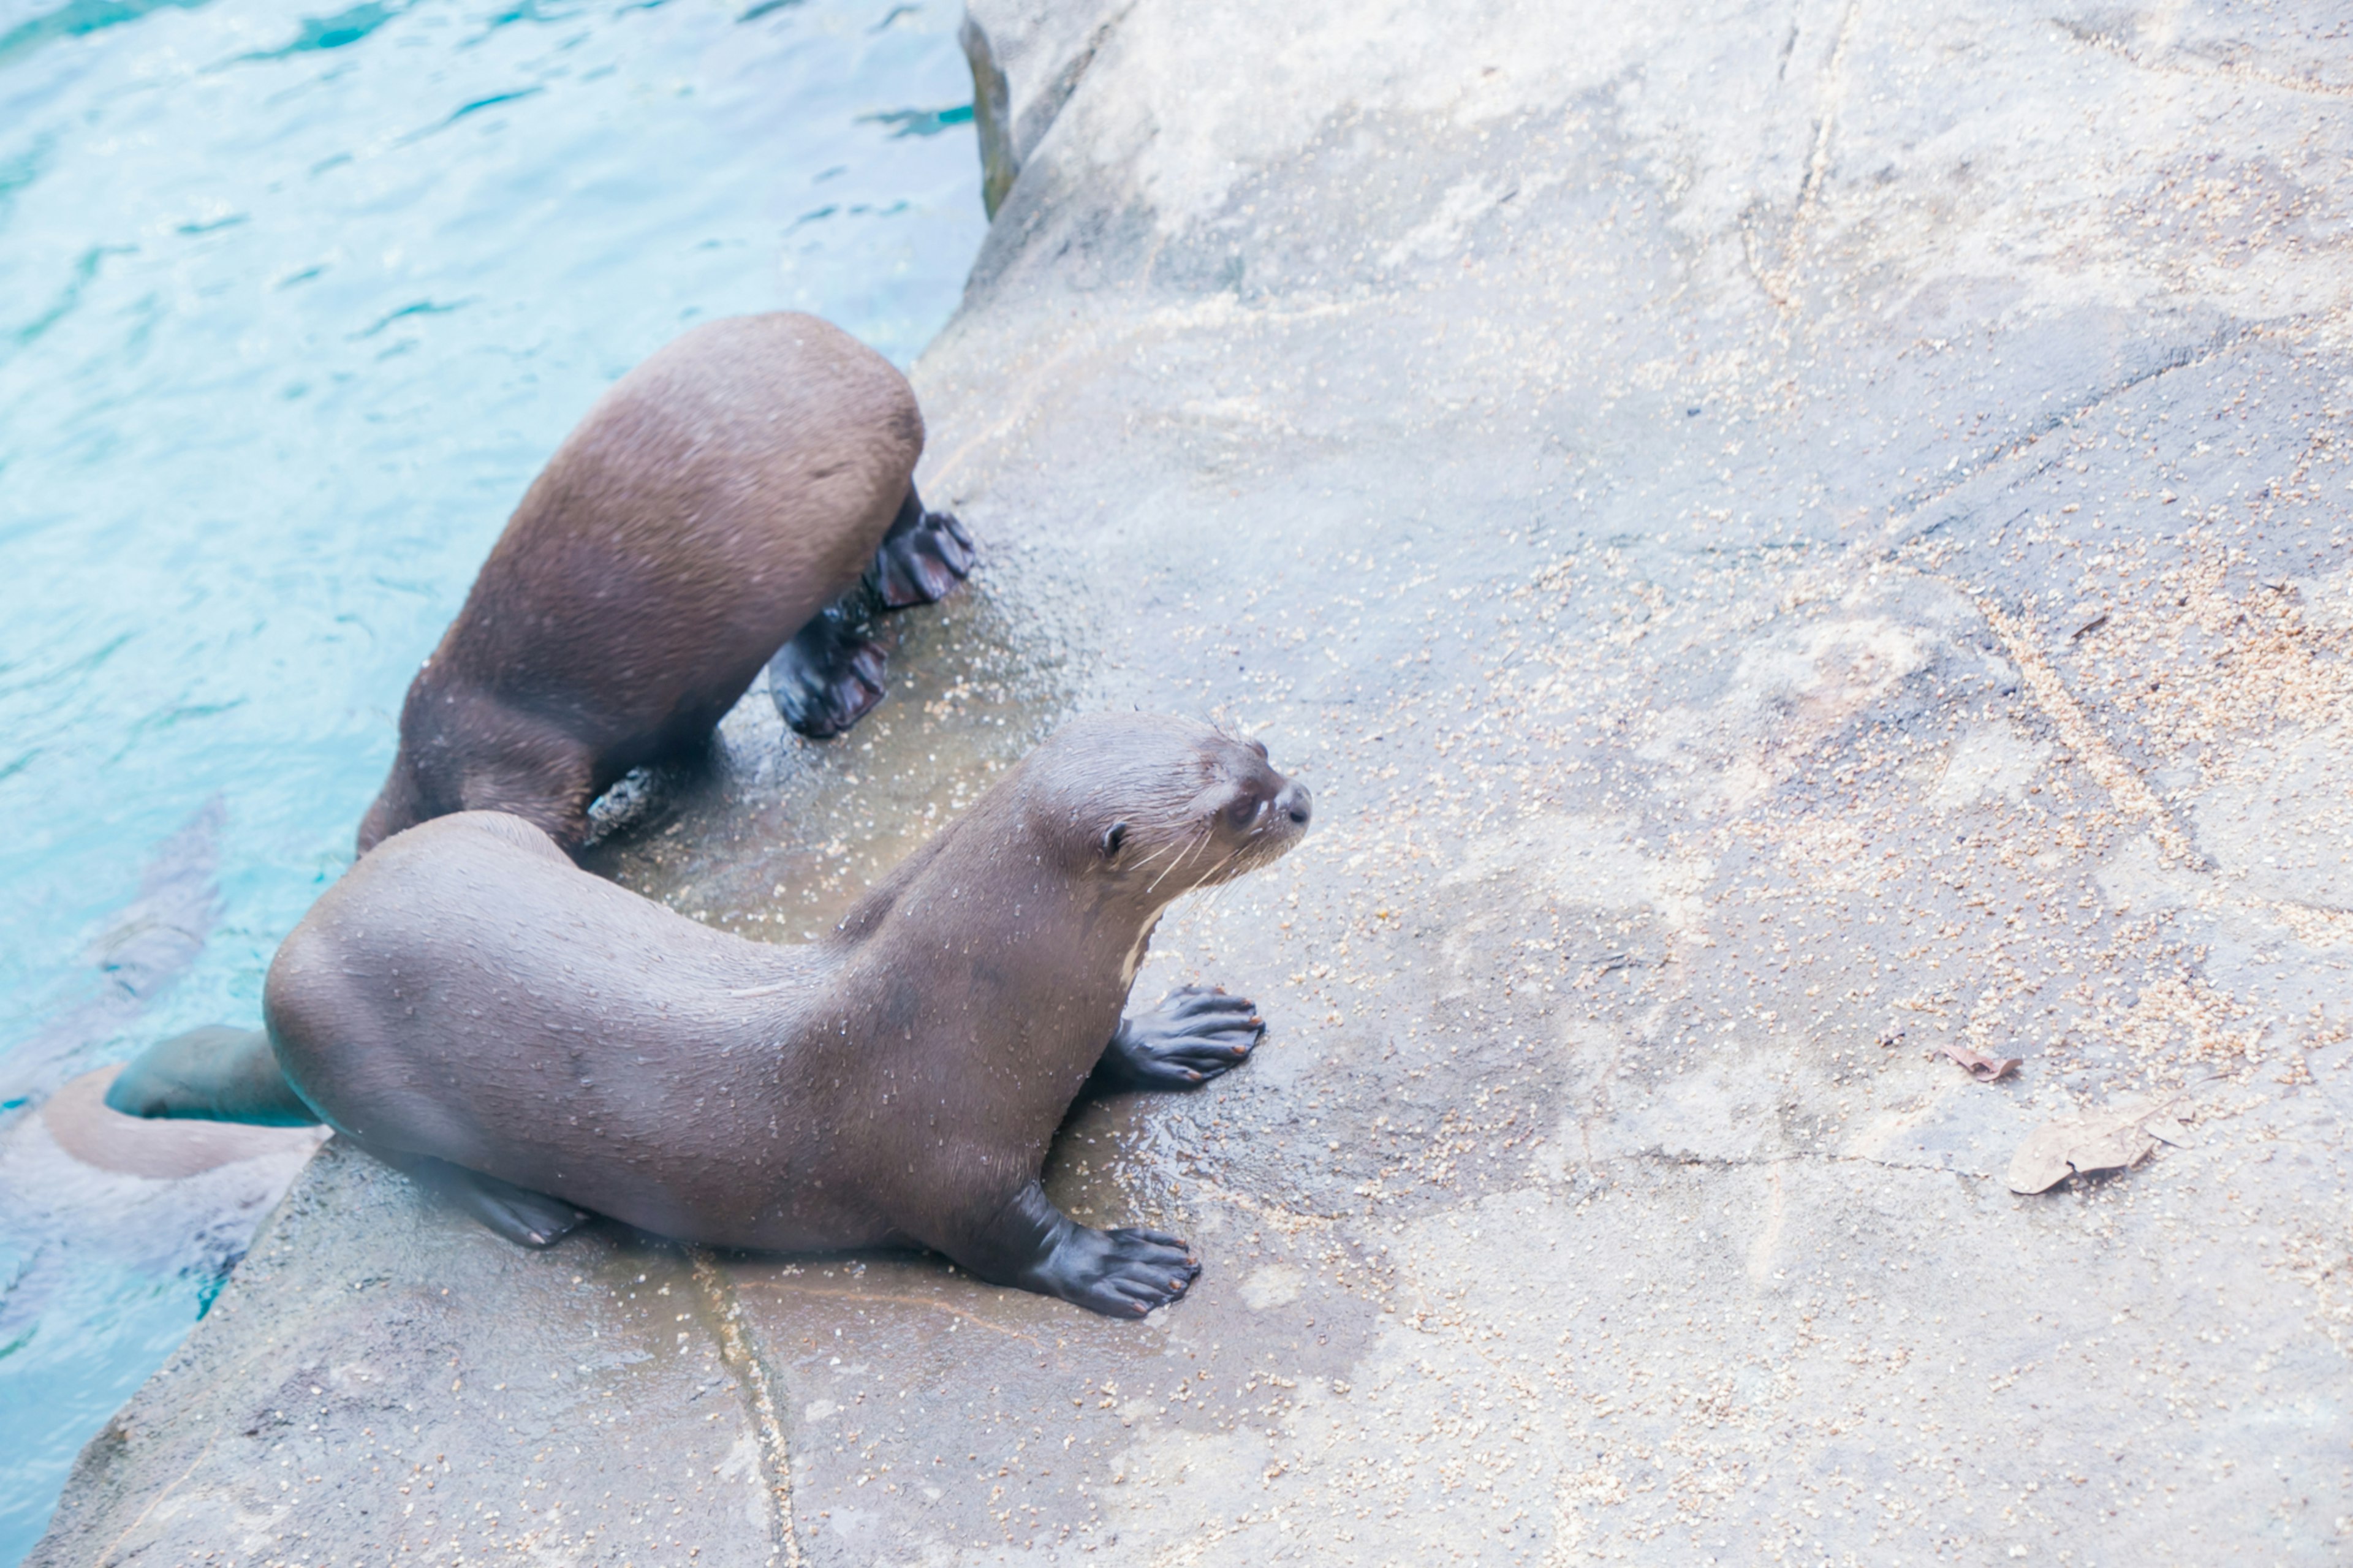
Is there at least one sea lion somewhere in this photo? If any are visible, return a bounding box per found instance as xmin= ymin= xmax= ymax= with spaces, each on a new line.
xmin=354 ymin=311 xmax=976 ymax=858
xmin=116 ymin=714 xmax=1313 ymax=1317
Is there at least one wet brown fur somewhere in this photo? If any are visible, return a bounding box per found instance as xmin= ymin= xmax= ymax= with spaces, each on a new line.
xmin=270 ymin=715 xmax=1306 ymax=1283
xmin=357 ymin=312 xmax=923 ymax=855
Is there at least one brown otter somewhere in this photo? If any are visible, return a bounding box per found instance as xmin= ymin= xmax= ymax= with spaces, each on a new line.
xmin=354 ymin=311 xmax=974 ymax=858
xmin=112 ymin=714 xmax=1312 ymax=1317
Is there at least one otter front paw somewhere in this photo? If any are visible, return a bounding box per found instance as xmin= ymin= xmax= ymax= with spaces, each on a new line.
xmin=1034 ymin=1225 xmax=1200 ymax=1317
xmin=1094 ymin=985 xmax=1264 ymax=1091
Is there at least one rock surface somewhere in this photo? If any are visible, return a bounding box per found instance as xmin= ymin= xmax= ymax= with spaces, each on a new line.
xmin=38 ymin=0 xmax=2353 ymax=1562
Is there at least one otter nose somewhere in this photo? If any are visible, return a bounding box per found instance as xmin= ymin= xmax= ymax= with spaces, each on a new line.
xmin=1273 ymin=780 xmax=1313 ymax=827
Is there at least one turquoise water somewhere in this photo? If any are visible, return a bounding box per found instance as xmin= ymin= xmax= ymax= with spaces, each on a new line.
xmin=0 ymin=0 xmax=982 ymax=1550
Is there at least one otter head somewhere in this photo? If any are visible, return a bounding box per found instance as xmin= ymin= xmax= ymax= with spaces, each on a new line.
xmin=1026 ymin=713 xmax=1313 ymax=907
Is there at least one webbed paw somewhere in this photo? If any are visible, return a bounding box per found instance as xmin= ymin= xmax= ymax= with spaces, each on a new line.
xmin=1095 ymin=985 xmax=1264 ymax=1091
xmin=1037 ymin=1225 xmax=1200 ymax=1317
xmin=467 ymin=1181 xmax=590 ymax=1249
xmin=769 ymin=613 xmax=889 ymax=739
xmin=372 ymin=1148 xmax=591 ymax=1249
xmin=871 ymin=507 xmax=976 ymax=608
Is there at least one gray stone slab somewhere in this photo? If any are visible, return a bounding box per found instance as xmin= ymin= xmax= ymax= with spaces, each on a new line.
xmin=31 ymin=1145 xmax=794 ymax=1566
xmin=40 ymin=0 xmax=2353 ymax=1562
xmin=958 ymin=0 xmax=1120 ymax=213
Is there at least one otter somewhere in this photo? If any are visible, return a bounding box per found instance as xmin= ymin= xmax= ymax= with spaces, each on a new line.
xmin=355 ymin=311 xmax=974 ymax=858
xmin=112 ymin=715 xmax=1312 ymax=1317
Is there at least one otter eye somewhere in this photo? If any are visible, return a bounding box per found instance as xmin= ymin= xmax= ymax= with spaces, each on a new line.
xmin=1101 ymin=822 xmax=1128 ymax=858
xmin=1226 ymin=795 xmax=1264 ymax=828
xmin=1247 ymin=737 xmax=1268 ymax=760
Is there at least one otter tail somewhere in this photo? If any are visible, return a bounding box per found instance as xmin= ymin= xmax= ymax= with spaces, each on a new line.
xmin=104 ymin=1025 xmax=321 ymax=1127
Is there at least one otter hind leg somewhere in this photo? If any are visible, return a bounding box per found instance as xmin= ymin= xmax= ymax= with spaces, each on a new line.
xmin=867 ymin=487 xmax=975 ymax=610
xmin=944 ymin=1181 xmax=1200 ymax=1318
xmin=371 ymin=1146 xmax=589 ymax=1248
xmin=1089 ymin=985 xmax=1265 ymax=1093
xmin=767 ymin=605 xmax=890 ymax=740
xmin=105 ymin=1026 xmax=321 ymax=1127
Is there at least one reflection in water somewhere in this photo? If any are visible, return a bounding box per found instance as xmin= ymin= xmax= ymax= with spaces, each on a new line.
xmin=0 ymin=0 xmax=981 ymax=1552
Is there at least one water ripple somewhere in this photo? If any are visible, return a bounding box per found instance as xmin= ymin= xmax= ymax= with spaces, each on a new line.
xmin=0 ymin=0 xmax=211 ymax=67
xmin=235 ymin=0 xmax=406 ymax=59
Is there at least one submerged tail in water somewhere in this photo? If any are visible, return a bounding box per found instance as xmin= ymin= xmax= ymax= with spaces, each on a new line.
xmin=105 ymin=1026 xmax=320 ymax=1128
xmin=101 ymin=1026 xmax=588 ymax=1245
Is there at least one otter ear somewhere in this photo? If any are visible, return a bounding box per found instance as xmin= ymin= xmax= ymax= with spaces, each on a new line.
xmin=1101 ymin=821 xmax=1129 ymax=859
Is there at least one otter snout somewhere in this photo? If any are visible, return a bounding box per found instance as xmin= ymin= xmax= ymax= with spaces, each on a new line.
xmin=1273 ymin=779 xmax=1313 ymax=828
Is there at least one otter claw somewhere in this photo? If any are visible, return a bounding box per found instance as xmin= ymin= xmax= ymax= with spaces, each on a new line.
xmin=1093 ymin=984 xmax=1267 ymax=1094
xmin=873 ymin=509 xmax=976 ymax=608
xmin=769 ymin=615 xmax=889 ymax=740
xmin=1033 ymin=1223 xmax=1200 ymax=1316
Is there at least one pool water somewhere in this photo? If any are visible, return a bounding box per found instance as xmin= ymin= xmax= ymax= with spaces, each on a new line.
xmin=0 ymin=0 xmax=982 ymax=1551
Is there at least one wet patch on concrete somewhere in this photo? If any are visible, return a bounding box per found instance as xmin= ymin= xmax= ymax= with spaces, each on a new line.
xmin=39 ymin=0 xmax=2353 ymax=1562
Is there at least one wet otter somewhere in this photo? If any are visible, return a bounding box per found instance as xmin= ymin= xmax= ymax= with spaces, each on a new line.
xmin=114 ymin=714 xmax=1312 ymax=1317
xmin=355 ymin=311 xmax=974 ymax=858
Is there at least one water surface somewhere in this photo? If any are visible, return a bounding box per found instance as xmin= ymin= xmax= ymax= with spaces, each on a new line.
xmin=0 ymin=0 xmax=981 ymax=1551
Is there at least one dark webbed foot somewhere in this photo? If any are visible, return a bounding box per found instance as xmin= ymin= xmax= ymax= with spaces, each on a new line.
xmin=768 ymin=608 xmax=889 ymax=739
xmin=1032 ymin=1225 xmax=1202 ymax=1317
xmin=453 ymin=1173 xmax=589 ymax=1249
xmin=944 ymin=1180 xmax=1199 ymax=1317
xmin=373 ymin=1147 xmax=589 ymax=1248
xmin=868 ymin=488 xmax=976 ymax=609
xmin=1091 ymin=985 xmax=1264 ymax=1092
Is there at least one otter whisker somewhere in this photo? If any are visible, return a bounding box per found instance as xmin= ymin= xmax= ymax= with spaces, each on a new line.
xmin=1189 ymin=880 xmax=1233 ymax=926
xmin=1127 ymin=830 xmax=1194 ymax=868
xmin=1127 ymin=844 xmax=1196 ymax=900
xmin=1146 ymin=825 xmax=1214 ymax=896
xmin=1143 ymin=838 xmax=1206 ymax=897
xmin=1123 ymin=834 xmax=1194 ymax=880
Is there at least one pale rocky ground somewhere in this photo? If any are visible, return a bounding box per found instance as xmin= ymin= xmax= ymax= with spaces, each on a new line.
xmin=35 ymin=1 xmax=2353 ymax=1564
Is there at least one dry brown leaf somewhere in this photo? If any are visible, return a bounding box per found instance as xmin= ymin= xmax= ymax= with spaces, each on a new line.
xmin=2007 ymin=1097 xmax=2177 ymax=1194
xmin=1939 ymin=1043 xmax=2022 ymax=1082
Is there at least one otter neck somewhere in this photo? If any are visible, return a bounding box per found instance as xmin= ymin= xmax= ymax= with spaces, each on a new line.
xmin=841 ymin=822 xmax=1171 ymax=1080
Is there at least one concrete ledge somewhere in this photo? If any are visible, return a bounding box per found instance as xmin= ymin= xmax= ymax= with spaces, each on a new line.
xmin=42 ymin=1 xmax=2353 ymax=1561
xmin=960 ymin=0 xmax=1124 ymax=214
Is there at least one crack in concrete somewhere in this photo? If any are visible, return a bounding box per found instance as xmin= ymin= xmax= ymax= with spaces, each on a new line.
xmin=1759 ymin=0 xmax=1866 ymax=312
xmin=87 ymin=1423 xmax=227 ymax=1568
xmin=2055 ymin=18 xmax=2353 ymax=100
xmin=1890 ymin=323 xmax=2251 ymax=539
xmin=1020 ymin=0 xmax=1139 ymax=159
xmin=1609 ymin=1145 xmax=1999 ymax=1182
xmin=689 ymin=1247 xmax=803 ymax=1566
xmin=1964 ymin=592 xmax=2207 ymax=869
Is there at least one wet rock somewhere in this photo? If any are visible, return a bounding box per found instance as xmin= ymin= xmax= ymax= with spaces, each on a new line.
xmin=29 ymin=1144 xmax=790 ymax=1567
xmin=958 ymin=0 xmax=1119 ymax=214
xmin=40 ymin=0 xmax=2353 ymax=1562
